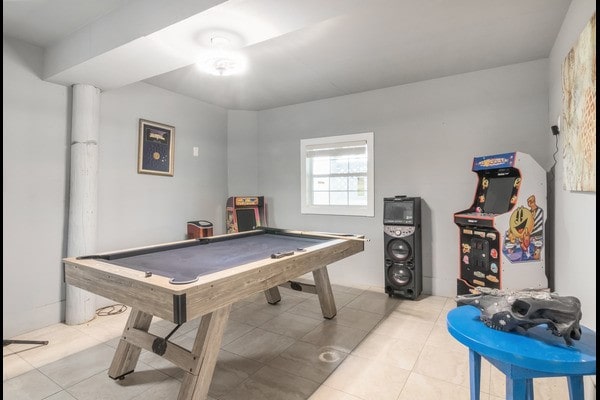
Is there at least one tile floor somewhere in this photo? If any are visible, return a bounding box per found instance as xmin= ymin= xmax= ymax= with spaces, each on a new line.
xmin=3 ymin=285 xmax=586 ymax=400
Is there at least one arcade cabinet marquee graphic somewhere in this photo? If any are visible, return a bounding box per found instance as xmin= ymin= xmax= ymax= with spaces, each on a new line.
xmin=454 ymin=152 xmax=547 ymax=295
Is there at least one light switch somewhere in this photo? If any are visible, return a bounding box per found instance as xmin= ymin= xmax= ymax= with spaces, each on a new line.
xmin=193 ymin=147 xmax=199 ymax=157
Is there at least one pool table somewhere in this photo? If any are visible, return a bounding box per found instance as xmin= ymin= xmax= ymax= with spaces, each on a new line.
xmin=63 ymin=227 xmax=364 ymax=400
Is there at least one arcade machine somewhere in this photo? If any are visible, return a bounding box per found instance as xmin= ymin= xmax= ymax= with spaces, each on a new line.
xmin=226 ymin=196 xmax=267 ymax=233
xmin=454 ymin=152 xmax=547 ymax=295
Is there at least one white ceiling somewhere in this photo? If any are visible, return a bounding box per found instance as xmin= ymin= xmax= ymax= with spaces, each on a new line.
xmin=3 ymin=0 xmax=572 ymax=111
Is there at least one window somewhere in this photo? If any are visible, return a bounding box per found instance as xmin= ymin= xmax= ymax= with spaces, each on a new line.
xmin=301 ymin=132 xmax=374 ymax=216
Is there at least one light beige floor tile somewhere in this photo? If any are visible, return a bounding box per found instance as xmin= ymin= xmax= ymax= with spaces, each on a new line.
xmin=585 ymin=375 xmax=596 ymax=399
xmin=351 ymin=332 xmax=422 ymax=370
xmin=209 ymin=350 xmax=264 ymax=398
xmin=102 ymin=336 xmax=121 ymax=349
xmin=129 ymin=378 xmax=181 ymax=400
xmin=219 ymin=319 xmax=256 ymax=346
xmin=38 ymin=343 xmax=116 ymax=388
xmin=14 ymin=327 xmax=103 ymax=369
xmin=66 ymin=362 xmax=170 ymax=400
xmin=331 ymin=306 xmax=383 ymax=331
xmin=308 ymin=384 xmax=363 ymax=400
xmin=222 ymin=327 xmax=296 ymax=362
xmin=390 ymin=303 xmax=443 ymax=323
xmin=71 ymin=318 xmax=124 ymax=343
xmin=3 ymin=353 xmax=35 ymax=381
xmin=324 ymin=354 xmax=410 ymax=400
xmin=267 ymin=340 xmax=347 ymax=384
xmin=398 ymin=372 xmax=473 ymax=400
xmin=533 ymin=377 xmax=571 ymax=400
xmin=228 ymin=303 xmax=277 ymax=326
xmin=219 ymin=365 xmax=320 ymax=400
xmin=333 ymin=284 xmax=367 ymax=296
xmin=287 ymin=298 xmax=330 ymax=320
xmin=364 ymin=285 xmax=386 ymax=294
xmin=371 ymin=312 xmax=435 ymax=344
xmin=8 ymin=323 xmax=75 ymax=343
xmin=7 ymin=292 xmax=550 ymax=400
xmin=301 ymin=320 xmax=369 ymax=354
xmin=249 ymin=294 xmax=309 ymax=314
xmin=344 ymin=291 xmax=400 ymax=315
xmin=407 ymin=294 xmax=448 ymax=308
xmin=260 ymin=312 xmax=323 ymax=339
xmin=138 ymin=349 xmax=184 ymax=381
xmin=425 ymin=323 xmax=468 ymax=353
xmin=436 ymin=306 xmax=456 ymax=326
xmin=330 ymin=290 xmax=366 ymax=307
xmin=45 ymin=391 xmax=78 ymax=400
xmin=413 ymin=342 xmax=491 ymax=393
xmin=2 ymin=369 xmax=62 ymax=400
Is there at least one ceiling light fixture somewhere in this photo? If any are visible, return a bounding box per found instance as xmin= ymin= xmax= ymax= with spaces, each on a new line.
xmin=210 ymin=36 xmax=230 ymax=46
xmin=198 ymin=53 xmax=246 ymax=76
xmin=196 ymin=34 xmax=246 ymax=77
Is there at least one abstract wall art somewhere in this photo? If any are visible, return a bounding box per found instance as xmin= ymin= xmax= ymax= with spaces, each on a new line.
xmin=561 ymin=13 xmax=596 ymax=192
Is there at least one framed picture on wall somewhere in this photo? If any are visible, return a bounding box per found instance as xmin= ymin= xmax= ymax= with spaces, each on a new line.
xmin=561 ymin=12 xmax=596 ymax=192
xmin=138 ymin=119 xmax=175 ymax=176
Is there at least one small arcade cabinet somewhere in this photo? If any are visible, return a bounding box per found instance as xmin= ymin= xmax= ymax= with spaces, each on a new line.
xmin=454 ymin=152 xmax=547 ymax=295
xmin=226 ymin=196 xmax=267 ymax=233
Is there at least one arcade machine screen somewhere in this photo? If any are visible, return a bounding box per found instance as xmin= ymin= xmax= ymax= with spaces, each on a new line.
xmin=235 ymin=208 xmax=259 ymax=232
xmin=483 ymin=176 xmax=517 ymax=214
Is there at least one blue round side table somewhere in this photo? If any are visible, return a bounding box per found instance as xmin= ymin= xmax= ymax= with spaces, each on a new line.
xmin=447 ymin=305 xmax=596 ymax=400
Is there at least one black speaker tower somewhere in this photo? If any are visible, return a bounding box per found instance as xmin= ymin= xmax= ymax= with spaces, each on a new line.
xmin=384 ymin=196 xmax=422 ymax=300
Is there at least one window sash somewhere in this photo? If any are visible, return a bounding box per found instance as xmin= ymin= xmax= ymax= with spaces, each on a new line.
xmin=301 ymin=132 xmax=374 ymax=216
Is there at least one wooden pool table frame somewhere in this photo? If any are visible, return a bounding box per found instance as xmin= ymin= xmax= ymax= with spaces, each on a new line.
xmin=63 ymin=228 xmax=364 ymax=400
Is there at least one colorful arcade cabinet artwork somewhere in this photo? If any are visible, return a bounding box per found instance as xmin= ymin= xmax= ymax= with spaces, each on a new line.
xmin=454 ymin=152 xmax=548 ymax=295
xmin=226 ymin=196 xmax=267 ymax=233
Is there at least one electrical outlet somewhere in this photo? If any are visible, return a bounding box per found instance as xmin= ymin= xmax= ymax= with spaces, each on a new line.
xmin=551 ymin=125 xmax=560 ymax=136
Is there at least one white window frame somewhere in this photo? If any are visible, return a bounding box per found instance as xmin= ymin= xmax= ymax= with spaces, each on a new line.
xmin=301 ymin=132 xmax=374 ymax=216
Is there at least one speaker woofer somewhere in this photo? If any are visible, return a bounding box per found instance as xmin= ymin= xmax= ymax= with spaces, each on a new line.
xmin=386 ymin=238 xmax=412 ymax=262
xmin=387 ymin=264 xmax=412 ymax=287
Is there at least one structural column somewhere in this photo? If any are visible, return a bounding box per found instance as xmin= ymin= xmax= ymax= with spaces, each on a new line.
xmin=66 ymin=84 xmax=100 ymax=325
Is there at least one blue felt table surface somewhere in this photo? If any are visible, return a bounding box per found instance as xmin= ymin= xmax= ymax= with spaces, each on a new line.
xmin=447 ymin=305 xmax=596 ymax=375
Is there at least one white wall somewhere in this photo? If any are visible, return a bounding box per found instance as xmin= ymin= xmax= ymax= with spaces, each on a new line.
xmin=3 ymin=37 xmax=230 ymax=337
xmin=3 ymin=37 xmax=70 ymax=337
xmin=227 ymin=110 xmax=259 ymax=196
xmin=97 ymin=82 xmax=229 ymax=253
xmin=548 ymin=0 xmax=596 ymax=330
xmin=257 ymin=60 xmax=552 ymax=297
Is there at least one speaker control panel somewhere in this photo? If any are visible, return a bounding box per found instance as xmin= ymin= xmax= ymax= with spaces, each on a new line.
xmin=384 ymin=225 xmax=415 ymax=238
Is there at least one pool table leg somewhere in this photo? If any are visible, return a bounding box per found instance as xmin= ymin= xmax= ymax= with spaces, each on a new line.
xmin=313 ymin=266 xmax=337 ymax=319
xmin=108 ymin=309 xmax=153 ymax=380
xmin=178 ymin=304 xmax=232 ymax=400
xmin=264 ymin=287 xmax=282 ymax=304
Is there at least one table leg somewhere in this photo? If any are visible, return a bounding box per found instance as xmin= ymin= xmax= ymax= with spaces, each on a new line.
xmin=108 ymin=309 xmax=153 ymax=379
xmin=567 ymin=375 xmax=584 ymax=400
xmin=506 ymin=377 xmax=528 ymax=400
xmin=312 ymin=266 xmax=336 ymax=319
xmin=468 ymin=349 xmax=481 ymax=400
xmin=177 ymin=304 xmax=232 ymax=400
xmin=264 ymin=287 xmax=281 ymax=304
xmin=526 ymin=379 xmax=534 ymax=400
